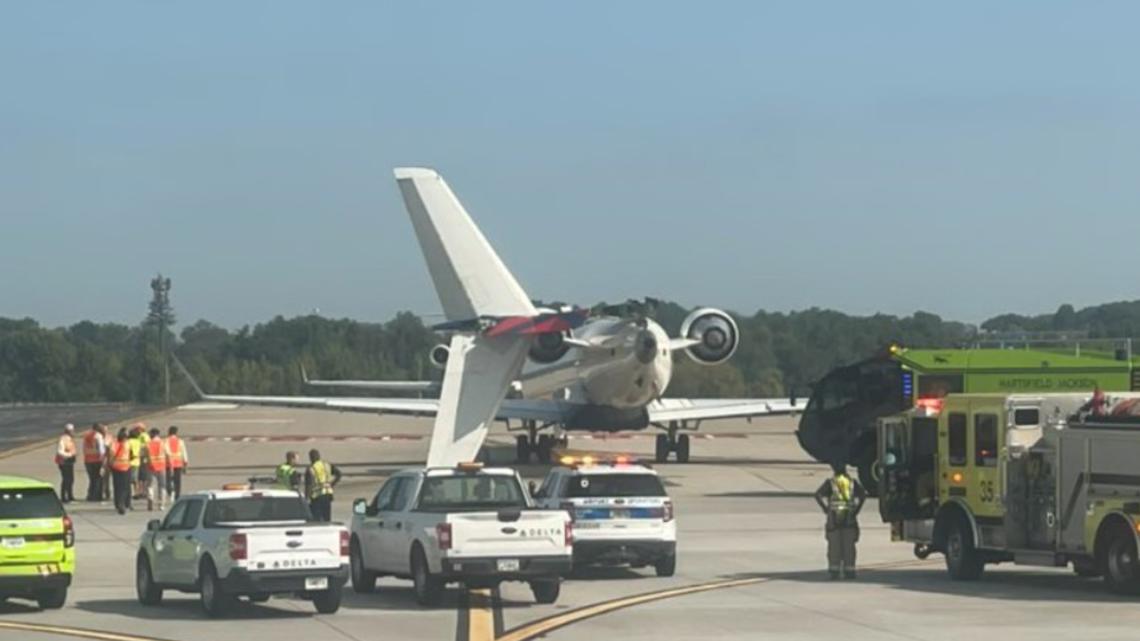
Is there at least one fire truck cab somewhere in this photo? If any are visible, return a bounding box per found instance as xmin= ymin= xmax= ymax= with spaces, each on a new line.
xmin=878 ymin=392 xmax=1140 ymax=593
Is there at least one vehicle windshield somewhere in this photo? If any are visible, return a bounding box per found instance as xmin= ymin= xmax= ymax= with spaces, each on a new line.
xmin=415 ymin=475 xmax=526 ymax=512
xmin=565 ymin=474 xmax=666 ymax=498
xmin=203 ymin=497 xmax=310 ymax=526
xmin=0 ymin=487 xmax=64 ymax=519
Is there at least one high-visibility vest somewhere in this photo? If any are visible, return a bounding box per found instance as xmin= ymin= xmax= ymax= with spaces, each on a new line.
xmin=83 ymin=431 xmax=102 ymax=463
xmin=276 ymin=464 xmax=296 ymax=490
xmin=309 ymin=461 xmax=334 ymax=499
xmin=147 ymin=438 xmax=167 ymax=472
xmin=128 ymin=438 xmax=142 ymax=468
xmin=167 ymin=436 xmax=184 ymax=469
xmin=829 ymin=475 xmax=853 ymax=512
xmin=110 ymin=441 xmax=132 ymax=472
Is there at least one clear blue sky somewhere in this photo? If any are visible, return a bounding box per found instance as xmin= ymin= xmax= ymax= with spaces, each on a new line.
xmin=3 ymin=3 xmax=1138 ymax=329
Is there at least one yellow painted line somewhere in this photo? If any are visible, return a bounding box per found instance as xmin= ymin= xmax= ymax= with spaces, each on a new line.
xmin=468 ymin=587 xmax=496 ymax=641
xmin=497 ymin=559 xmax=932 ymax=641
xmin=0 ymin=621 xmax=175 ymax=641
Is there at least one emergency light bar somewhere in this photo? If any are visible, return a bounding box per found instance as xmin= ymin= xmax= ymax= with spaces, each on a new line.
xmin=558 ymin=454 xmax=639 ymax=467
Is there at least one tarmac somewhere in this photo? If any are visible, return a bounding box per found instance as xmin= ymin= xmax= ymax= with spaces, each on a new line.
xmin=3 ymin=404 xmax=1140 ymax=640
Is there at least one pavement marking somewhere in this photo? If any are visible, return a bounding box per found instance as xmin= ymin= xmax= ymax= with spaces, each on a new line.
xmin=496 ymin=559 xmax=933 ymax=641
xmin=0 ymin=621 xmax=176 ymax=641
xmin=467 ymin=587 xmax=496 ymax=641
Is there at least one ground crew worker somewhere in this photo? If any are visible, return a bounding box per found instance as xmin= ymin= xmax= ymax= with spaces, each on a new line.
xmin=54 ymin=424 xmax=77 ymax=504
xmin=814 ymin=462 xmax=866 ymax=580
xmin=109 ymin=428 xmax=133 ymax=515
xmin=304 ymin=449 xmax=342 ymax=522
xmin=145 ymin=428 xmax=169 ymax=511
xmin=132 ymin=424 xmax=150 ymax=498
xmin=275 ymin=451 xmax=301 ymax=492
xmin=127 ymin=425 xmax=143 ymax=499
xmin=82 ymin=423 xmax=105 ymax=502
xmin=165 ymin=426 xmax=188 ymax=500
xmin=101 ymin=425 xmax=113 ymax=503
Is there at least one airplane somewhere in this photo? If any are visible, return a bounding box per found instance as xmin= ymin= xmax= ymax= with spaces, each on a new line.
xmin=175 ymin=167 xmax=799 ymax=467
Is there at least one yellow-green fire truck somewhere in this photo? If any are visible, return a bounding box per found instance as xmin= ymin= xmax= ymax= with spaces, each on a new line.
xmin=877 ymin=392 xmax=1140 ymax=593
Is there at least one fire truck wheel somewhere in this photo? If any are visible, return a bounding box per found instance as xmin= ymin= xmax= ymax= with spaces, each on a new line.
xmin=1104 ymin=530 xmax=1140 ymax=595
xmin=944 ymin=517 xmax=984 ymax=580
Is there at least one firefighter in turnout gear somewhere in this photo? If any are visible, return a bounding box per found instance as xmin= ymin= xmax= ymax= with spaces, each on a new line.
xmin=304 ymin=449 xmax=342 ymax=522
xmin=814 ymin=462 xmax=866 ymax=580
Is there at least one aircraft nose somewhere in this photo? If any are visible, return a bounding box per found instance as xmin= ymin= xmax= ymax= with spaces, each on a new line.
xmin=635 ymin=329 xmax=658 ymax=364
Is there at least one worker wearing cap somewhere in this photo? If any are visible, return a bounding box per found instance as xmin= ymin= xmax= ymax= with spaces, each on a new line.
xmin=814 ymin=462 xmax=866 ymax=580
xmin=165 ymin=426 xmax=188 ymax=500
xmin=145 ymin=428 xmax=169 ymax=511
xmin=54 ymin=424 xmax=77 ymax=503
xmin=304 ymin=449 xmax=342 ymax=522
xmin=82 ymin=423 xmax=106 ymax=502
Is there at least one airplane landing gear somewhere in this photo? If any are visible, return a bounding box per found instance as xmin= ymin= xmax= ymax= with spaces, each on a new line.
xmin=654 ymin=422 xmax=691 ymax=463
xmin=515 ymin=421 xmax=564 ymax=464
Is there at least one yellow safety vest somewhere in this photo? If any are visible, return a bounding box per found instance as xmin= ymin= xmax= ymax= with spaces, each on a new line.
xmin=309 ymin=461 xmax=334 ymax=499
xmin=128 ymin=438 xmax=142 ymax=467
xmin=829 ymin=475 xmax=853 ymax=512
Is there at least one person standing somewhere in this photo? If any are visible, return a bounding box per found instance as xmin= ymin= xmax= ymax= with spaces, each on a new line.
xmin=814 ymin=462 xmax=866 ymax=580
xmin=132 ymin=425 xmax=150 ymax=499
xmin=54 ymin=424 xmax=77 ymax=503
xmin=275 ymin=451 xmax=301 ymax=492
xmin=109 ymin=428 xmax=133 ymax=515
xmin=165 ymin=426 xmax=188 ymax=500
xmin=101 ymin=425 xmax=113 ymax=503
xmin=145 ymin=428 xmax=169 ymax=511
xmin=304 ymin=449 xmax=342 ymax=522
xmin=81 ymin=423 xmax=105 ymax=502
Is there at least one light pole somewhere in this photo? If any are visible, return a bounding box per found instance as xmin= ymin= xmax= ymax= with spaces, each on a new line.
xmin=150 ymin=275 xmax=172 ymax=405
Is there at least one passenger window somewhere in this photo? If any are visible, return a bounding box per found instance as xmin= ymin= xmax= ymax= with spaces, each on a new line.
xmin=162 ymin=502 xmax=189 ymax=530
xmin=391 ymin=478 xmax=416 ymax=512
xmin=947 ymin=413 xmax=967 ymax=466
xmin=1013 ymin=408 xmax=1040 ymax=427
xmin=975 ymin=414 xmax=998 ymax=467
xmin=181 ymin=499 xmax=204 ymax=529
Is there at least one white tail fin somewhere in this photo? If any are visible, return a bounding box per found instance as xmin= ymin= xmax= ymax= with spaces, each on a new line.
xmin=394 ymin=168 xmax=536 ymax=322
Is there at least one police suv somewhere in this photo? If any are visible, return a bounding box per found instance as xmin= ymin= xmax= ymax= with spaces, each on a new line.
xmin=0 ymin=476 xmax=74 ymax=609
xmin=135 ymin=487 xmax=349 ymax=617
xmin=534 ymin=457 xmax=676 ymax=576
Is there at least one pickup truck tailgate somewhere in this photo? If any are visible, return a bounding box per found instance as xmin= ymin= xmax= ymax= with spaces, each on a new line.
xmin=447 ymin=511 xmax=570 ymax=559
xmin=239 ymin=525 xmax=344 ymax=572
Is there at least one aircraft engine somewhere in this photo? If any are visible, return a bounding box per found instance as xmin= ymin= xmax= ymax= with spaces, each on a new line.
xmin=679 ymin=308 xmax=739 ymax=365
xmin=429 ymin=344 xmax=450 ymax=369
xmin=528 ymin=332 xmax=570 ymax=364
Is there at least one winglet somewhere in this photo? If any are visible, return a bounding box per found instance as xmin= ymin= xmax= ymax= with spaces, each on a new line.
xmin=393 ymin=167 xmax=536 ymax=322
xmin=171 ymin=353 xmax=206 ymax=399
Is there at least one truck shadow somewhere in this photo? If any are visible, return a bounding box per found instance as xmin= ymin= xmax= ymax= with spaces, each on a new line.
xmin=567 ymin=566 xmax=651 ymax=581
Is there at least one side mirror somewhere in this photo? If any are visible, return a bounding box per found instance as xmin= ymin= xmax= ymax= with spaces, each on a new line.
xmin=352 ymin=499 xmax=367 ymax=516
xmin=146 ymin=519 xmax=162 ymax=532
xmin=527 ymin=481 xmax=538 ymax=496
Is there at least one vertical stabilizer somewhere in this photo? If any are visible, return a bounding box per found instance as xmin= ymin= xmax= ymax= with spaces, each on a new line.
xmin=394 ymin=168 xmax=536 ymax=322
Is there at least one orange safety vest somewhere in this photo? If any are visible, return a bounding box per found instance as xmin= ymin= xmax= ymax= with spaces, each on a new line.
xmin=110 ymin=440 xmax=131 ymax=472
xmin=167 ymin=436 xmax=184 ymax=469
xmin=147 ymin=438 xmax=167 ymax=472
xmin=83 ymin=431 xmax=102 ymax=463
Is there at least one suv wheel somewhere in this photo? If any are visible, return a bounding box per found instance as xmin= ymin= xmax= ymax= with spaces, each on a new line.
xmin=411 ymin=546 xmax=444 ymax=607
xmin=351 ymin=539 xmax=377 ymax=593
xmin=199 ymin=560 xmax=234 ymax=618
xmin=136 ymin=553 xmax=163 ymax=605
xmin=654 ymin=554 xmax=677 ymax=577
xmin=312 ymin=583 xmax=342 ymax=614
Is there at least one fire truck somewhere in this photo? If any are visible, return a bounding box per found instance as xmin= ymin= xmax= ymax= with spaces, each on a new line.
xmin=876 ymin=391 xmax=1140 ymax=593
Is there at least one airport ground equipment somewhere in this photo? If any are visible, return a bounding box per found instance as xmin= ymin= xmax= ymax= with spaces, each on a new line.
xmin=797 ymin=339 xmax=1139 ymax=493
xmin=876 ymin=392 xmax=1140 ymax=594
xmin=349 ymin=463 xmax=572 ymax=606
xmin=135 ymin=488 xmax=349 ymax=617
xmin=0 ymin=476 xmax=74 ymax=609
xmin=533 ymin=456 xmax=676 ymax=576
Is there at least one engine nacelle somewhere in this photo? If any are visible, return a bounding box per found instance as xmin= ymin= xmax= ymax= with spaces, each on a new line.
xmin=528 ymin=332 xmax=570 ymax=364
xmin=680 ymin=308 xmax=739 ymax=365
xmin=429 ymin=344 xmax=450 ymax=369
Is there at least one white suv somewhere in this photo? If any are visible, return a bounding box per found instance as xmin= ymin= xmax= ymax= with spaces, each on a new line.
xmin=533 ymin=460 xmax=676 ymax=576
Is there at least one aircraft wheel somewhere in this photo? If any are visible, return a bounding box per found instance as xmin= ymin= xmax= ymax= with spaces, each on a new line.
xmin=676 ymin=435 xmax=691 ymax=463
xmin=537 ymin=435 xmax=554 ymax=463
xmin=516 ymin=436 xmax=531 ymax=464
xmin=654 ymin=435 xmax=670 ymax=463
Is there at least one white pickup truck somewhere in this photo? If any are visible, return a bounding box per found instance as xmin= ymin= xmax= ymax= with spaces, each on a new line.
xmin=135 ymin=488 xmax=349 ymax=617
xmin=349 ymin=464 xmax=572 ymax=606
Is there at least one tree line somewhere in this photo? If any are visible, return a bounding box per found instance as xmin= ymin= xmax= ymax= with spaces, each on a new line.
xmin=0 ymin=300 xmax=1132 ymax=404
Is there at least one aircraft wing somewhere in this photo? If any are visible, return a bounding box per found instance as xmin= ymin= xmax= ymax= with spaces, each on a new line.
xmin=647 ymin=398 xmax=801 ymax=423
